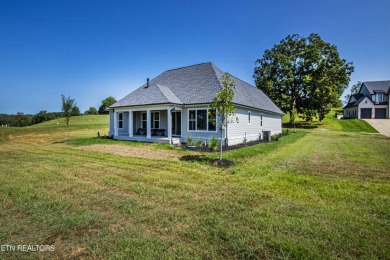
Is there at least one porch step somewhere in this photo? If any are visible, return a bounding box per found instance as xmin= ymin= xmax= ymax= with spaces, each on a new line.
xmin=114 ymin=135 xmax=181 ymax=144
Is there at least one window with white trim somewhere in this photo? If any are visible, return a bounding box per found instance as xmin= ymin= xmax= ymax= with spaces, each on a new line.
xmin=188 ymin=109 xmax=216 ymax=131
xmin=118 ymin=112 xmax=123 ymax=128
xmin=378 ymin=94 xmax=383 ymax=102
xmin=141 ymin=112 xmax=147 ymax=129
xmin=151 ymin=112 xmax=160 ymax=128
xmin=189 ymin=110 xmax=196 ymax=130
xmin=197 ymin=110 xmax=207 ymax=130
xmin=248 ymin=111 xmax=251 ymax=124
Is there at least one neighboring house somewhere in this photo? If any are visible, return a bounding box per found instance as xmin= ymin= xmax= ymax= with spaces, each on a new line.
xmin=107 ymin=62 xmax=283 ymax=145
xmin=343 ymin=80 xmax=390 ymax=119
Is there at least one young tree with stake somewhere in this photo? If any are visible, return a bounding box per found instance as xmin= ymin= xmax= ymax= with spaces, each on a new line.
xmin=209 ymin=73 xmax=238 ymax=161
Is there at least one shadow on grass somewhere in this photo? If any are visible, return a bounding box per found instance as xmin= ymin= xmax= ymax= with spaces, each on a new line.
xmin=61 ymin=137 xmax=146 ymax=147
xmin=53 ymin=140 xmax=70 ymax=144
xmin=180 ymin=155 xmax=211 ymax=163
xmin=179 ymin=155 xmax=234 ymax=167
xmin=283 ymin=122 xmax=320 ymax=129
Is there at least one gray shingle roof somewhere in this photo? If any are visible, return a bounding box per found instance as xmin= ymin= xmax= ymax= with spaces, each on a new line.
xmin=362 ymin=80 xmax=390 ymax=94
xmin=156 ymin=85 xmax=182 ymax=104
xmin=343 ymin=93 xmax=365 ymax=108
xmin=110 ymin=62 xmax=283 ymax=114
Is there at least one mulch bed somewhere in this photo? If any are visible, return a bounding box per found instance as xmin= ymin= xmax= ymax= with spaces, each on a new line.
xmin=211 ymin=159 xmax=234 ymax=167
xmin=179 ymin=155 xmax=234 ymax=167
xmin=182 ymin=139 xmax=270 ymax=152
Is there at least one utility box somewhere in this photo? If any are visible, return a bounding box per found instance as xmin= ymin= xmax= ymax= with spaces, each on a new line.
xmin=263 ymin=130 xmax=272 ymax=142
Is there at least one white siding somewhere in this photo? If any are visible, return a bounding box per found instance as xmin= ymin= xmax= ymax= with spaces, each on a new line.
xmin=109 ymin=105 xmax=283 ymax=145
xmin=181 ymin=107 xmax=222 ymax=144
xmin=344 ymin=107 xmax=358 ymax=118
xmin=159 ymin=110 xmax=168 ymax=130
xmin=117 ymin=112 xmax=129 ymax=135
xmin=227 ymin=107 xmax=282 ymax=145
xmin=181 ymin=106 xmax=282 ymax=146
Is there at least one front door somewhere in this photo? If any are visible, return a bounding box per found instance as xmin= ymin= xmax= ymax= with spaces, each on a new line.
xmin=172 ymin=111 xmax=181 ymax=136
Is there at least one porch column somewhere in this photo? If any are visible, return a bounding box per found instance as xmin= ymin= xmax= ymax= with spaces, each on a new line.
xmin=114 ymin=111 xmax=118 ymax=136
xmin=128 ymin=110 xmax=133 ymax=137
xmin=167 ymin=108 xmax=172 ymax=144
xmin=146 ymin=109 xmax=151 ymax=138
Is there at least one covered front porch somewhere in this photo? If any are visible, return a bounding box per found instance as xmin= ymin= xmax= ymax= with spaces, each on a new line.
xmin=112 ymin=106 xmax=182 ymax=144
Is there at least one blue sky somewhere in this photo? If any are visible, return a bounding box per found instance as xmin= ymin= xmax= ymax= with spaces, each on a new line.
xmin=0 ymin=0 xmax=389 ymax=114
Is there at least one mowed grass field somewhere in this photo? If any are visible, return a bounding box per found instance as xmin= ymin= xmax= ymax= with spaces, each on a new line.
xmin=282 ymin=108 xmax=378 ymax=133
xmin=0 ymin=115 xmax=389 ymax=259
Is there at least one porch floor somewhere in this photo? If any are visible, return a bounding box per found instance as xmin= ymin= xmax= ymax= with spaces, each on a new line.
xmin=114 ymin=134 xmax=181 ymax=144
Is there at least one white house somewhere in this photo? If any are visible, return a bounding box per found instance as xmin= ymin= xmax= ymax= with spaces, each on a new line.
xmin=344 ymin=80 xmax=390 ymax=119
xmin=107 ymin=62 xmax=283 ymax=145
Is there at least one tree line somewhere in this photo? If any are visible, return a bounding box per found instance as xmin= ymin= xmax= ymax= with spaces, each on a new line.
xmin=1 ymin=96 xmax=116 ymax=127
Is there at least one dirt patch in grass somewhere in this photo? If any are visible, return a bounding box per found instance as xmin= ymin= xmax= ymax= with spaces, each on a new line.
xmin=76 ymin=144 xmax=180 ymax=161
xmin=8 ymin=132 xmax=55 ymax=143
xmin=7 ymin=131 xmax=77 ymax=145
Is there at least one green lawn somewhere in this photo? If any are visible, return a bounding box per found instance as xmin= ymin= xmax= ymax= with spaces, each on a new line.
xmin=0 ymin=115 xmax=389 ymax=259
xmin=282 ymin=108 xmax=378 ymax=133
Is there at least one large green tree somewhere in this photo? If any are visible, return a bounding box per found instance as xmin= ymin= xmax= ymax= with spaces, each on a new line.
xmin=71 ymin=105 xmax=81 ymax=116
xmin=32 ymin=110 xmax=50 ymax=124
xmin=254 ymin=34 xmax=354 ymax=122
xmin=85 ymin=106 xmax=98 ymax=115
xmin=209 ymin=73 xmax=238 ymax=161
xmin=11 ymin=112 xmax=31 ymax=127
xmin=61 ymin=95 xmax=77 ymax=126
xmin=98 ymin=96 xmax=116 ymax=114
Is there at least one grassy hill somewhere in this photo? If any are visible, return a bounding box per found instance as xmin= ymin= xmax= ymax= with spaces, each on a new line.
xmin=0 ymin=114 xmax=389 ymax=259
xmin=282 ymin=108 xmax=378 ymax=133
xmin=0 ymin=115 xmax=109 ymax=143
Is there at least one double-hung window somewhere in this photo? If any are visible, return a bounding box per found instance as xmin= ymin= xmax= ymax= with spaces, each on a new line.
xmin=152 ymin=112 xmax=160 ymax=129
xmin=141 ymin=112 xmax=147 ymax=129
xmin=118 ymin=112 xmax=123 ymax=128
xmin=189 ymin=110 xmax=196 ymax=130
xmin=141 ymin=112 xmax=160 ymax=128
xmin=197 ymin=110 xmax=207 ymax=130
xmin=188 ymin=109 xmax=216 ymax=131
